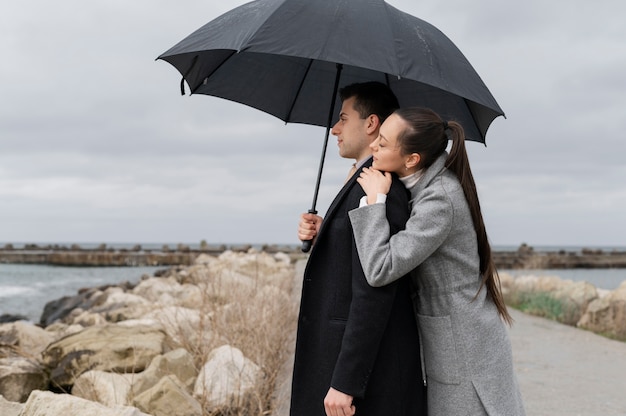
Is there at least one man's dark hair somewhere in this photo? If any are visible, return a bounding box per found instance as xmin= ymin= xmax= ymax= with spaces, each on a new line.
xmin=339 ymin=81 xmax=400 ymax=123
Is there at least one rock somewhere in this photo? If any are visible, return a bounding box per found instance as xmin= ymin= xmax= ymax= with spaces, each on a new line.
xmin=76 ymin=288 xmax=155 ymax=324
xmin=273 ymin=251 xmax=292 ymax=265
xmin=0 ymin=321 xmax=55 ymax=358
xmin=93 ymin=289 xmax=151 ymax=312
xmin=39 ymin=288 xmax=105 ymax=327
xmin=194 ymin=253 xmax=216 ymax=265
xmin=0 ymin=314 xmax=28 ymax=324
xmin=19 ymin=390 xmax=150 ymax=416
xmin=143 ymin=306 xmax=208 ymax=346
xmin=0 ymin=357 xmax=48 ymax=402
xmin=578 ymin=296 xmax=612 ymax=333
xmin=578 ymin=281 xmax=626 ymax=339
xmin=132 ymin=277 xmax=201 ymax=308
xmin=133 ymin=375 xmax=202 ymax=416
xmin=72 ymin=370 xmax=135 ymax=407
xmin=0 ymin=393 xmax=23 ymax=416
xmin=193 ymin=345 xmax=262 ymax=411
xmin=130 ymin=348 xmax=197 ymax=398
xmin=41 ymin=324 xmax=165 ymax=388
xmin=67 ymin=310 xmax=108 ymax=327
xmin=44 ymin=322 xmax=85 ymax=341
xmin=214 ymin=250 xmax=293 ymax=289
xmin=552 ymin=281 xmax=598 ymax=325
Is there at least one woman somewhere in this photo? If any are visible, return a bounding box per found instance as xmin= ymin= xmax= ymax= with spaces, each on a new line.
xmin=348 ymin=107 xmax=525 ymax=415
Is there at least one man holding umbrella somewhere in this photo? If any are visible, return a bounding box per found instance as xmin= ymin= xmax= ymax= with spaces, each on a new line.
xmin=294 ymin=82 xmax=427 ymax=416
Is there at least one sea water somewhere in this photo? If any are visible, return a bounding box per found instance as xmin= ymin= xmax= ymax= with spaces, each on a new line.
xmin=1 ymin=245 xmax=625 ymax=324
xmin=0 ymin=264 xmax=162 ymax=323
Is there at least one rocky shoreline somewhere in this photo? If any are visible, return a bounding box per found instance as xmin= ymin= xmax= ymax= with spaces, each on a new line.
xmin=1 ymin=248 xmax=625 ymax=416
xmin=2 ymin=242 xmax=626 ymax=268
xmin=0 ymin=249 xmax=299 ymax=415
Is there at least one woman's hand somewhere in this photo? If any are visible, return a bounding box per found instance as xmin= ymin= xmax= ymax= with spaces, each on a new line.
xmin=357 ymin=167 xmax=392 ymax=205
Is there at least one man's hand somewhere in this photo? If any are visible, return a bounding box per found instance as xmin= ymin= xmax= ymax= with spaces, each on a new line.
xmin=324 ymin=387 xmax=355 ymax=416
xmin=298 ymin=212 xmax=323 ymax=243
xmin=357 ymin=167 xmax=392 ymax=205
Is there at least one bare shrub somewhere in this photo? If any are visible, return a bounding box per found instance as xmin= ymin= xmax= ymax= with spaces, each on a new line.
xmin=157 ymin=255 xmax=298 ymax=415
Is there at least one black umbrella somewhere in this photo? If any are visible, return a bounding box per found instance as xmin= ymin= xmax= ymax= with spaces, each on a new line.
xmin=157 ymin=0 xmax=504 ymax=251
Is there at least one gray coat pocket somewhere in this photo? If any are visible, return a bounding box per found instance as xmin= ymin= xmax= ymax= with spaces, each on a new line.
xmin=417 ymin=313 xmax=462 ymax=385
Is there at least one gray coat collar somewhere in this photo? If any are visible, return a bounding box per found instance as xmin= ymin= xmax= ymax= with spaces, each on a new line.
xmin=409 ymin=152 xmax=448 ymax=199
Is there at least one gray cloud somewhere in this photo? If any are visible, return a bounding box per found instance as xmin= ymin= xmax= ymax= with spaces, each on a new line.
xmin=1 ymin=0 xmax=625 ymax=246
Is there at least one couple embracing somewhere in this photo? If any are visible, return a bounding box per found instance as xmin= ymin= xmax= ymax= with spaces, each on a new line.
xmin=290 ymin=82 xmax=525 ymax=416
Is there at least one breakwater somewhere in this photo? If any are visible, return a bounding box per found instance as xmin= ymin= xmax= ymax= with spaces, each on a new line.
xmin=493 ymin=244 xmax=626 ymax=269
xmin=1 ymin=243 xmax=625 ymax=268
xmin=0 ymin=243 xmax=306 ymax=267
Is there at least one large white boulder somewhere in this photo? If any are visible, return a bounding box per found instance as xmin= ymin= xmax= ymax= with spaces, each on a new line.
xmin=41 ymin=323 xmax=165 ymax=387
xmin=19 ymin=390 xmax=150 ymax=416
xmin=193 ymin=345 xmax=262 ymax=410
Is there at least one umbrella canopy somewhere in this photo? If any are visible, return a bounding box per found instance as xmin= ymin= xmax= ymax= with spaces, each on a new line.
xmin=158 ymin=0 xmax=504 ymax=143
xmin=157 ymin=0 xmax=504 ymax=251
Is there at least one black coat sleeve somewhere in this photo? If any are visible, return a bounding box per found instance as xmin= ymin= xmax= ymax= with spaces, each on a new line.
xmin=330 ymin=176 xmax=410 ymax=397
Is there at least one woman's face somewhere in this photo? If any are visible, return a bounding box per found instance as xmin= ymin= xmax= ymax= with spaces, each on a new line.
xmin=370 ymin=113 xmax=409 ymax=175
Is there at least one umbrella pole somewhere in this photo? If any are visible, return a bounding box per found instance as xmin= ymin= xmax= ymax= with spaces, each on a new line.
xmin=301 ymin=64 xmax=343 ymax=253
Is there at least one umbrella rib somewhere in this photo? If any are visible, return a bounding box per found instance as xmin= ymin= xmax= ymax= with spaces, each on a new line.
xmin=284 ymin=59 xmax=315 ymax=123
xmin=180 ymin=55 xmax=199 ymax=95
xmin=384 ymin=73 xmax=391 ymax=89
xmin=188 ymin=51 xmax=237 ymax=95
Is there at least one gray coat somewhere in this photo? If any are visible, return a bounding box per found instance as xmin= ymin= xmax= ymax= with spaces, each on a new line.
xmin=349 ymin=153 xmax=525 ymax=416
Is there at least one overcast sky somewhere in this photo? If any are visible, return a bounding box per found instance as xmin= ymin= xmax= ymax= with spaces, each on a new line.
xmin=1 ymin=0 xmax=624 ymax=248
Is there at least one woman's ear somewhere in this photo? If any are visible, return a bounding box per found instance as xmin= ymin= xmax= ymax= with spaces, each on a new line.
xmin=406 ymin=153 xmax=421 ymax=169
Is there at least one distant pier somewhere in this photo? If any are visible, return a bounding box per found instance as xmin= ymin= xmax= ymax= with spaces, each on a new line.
xmin=492 ymin=244 xmax=626 ymax=269
xmin=0 ymin=243 xmax=305 ymax=267
xmin=1 ymin=243 xmax=625 ymax=268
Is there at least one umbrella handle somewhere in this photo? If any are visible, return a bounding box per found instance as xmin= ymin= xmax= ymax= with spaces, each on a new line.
xmin=301 ymin=239 xmax=313 ymax=253
xmin=300 ymin=209 xmax=317 ymax=253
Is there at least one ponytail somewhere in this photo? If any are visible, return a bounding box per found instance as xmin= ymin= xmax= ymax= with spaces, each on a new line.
xmin=446 ymin=122 xmax=512 ymax=325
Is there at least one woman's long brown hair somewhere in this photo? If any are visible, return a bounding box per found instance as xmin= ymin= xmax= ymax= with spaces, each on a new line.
xmin=395 ymin=107 xmax=512 ymax=325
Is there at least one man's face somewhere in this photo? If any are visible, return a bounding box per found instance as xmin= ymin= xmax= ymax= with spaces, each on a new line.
xmin=331 ymin=97 xmax=372 ymax=161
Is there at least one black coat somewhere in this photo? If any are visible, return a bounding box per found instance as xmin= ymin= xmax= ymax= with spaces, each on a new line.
xmin=290 ymin=159 xmax=427 ymax=416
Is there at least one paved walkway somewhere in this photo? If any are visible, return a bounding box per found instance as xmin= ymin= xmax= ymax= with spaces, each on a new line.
xmin=508 ymin=308 xmax=626 ymax=416
xmin=275 ymin=261 xmax=626 ymax=415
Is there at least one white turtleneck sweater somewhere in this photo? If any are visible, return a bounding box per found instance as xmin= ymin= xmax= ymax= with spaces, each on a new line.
xmin=359 ymin=169 xmax=423 ymax=207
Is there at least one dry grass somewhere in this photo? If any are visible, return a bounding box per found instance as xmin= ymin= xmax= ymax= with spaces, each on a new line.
xmin=164 ymin=256 xmax=299 ymax=416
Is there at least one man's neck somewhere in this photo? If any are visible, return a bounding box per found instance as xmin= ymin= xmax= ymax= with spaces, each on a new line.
xmin=354 ymin=154 xmax=372 ymax=169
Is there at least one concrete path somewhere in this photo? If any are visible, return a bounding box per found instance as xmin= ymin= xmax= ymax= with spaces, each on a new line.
xmin=275 ymin=261 xmax=626 ymax=415
xmin=508 ymin=308 xmax=626 ymax=416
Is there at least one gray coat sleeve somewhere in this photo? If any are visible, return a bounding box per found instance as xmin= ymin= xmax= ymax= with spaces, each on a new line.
xmin=348 ymin=180 xmax=453 ymax=287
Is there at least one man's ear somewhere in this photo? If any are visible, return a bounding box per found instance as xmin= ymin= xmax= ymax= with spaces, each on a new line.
xmin=365 ymin=114 xmax=380 ymax=134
